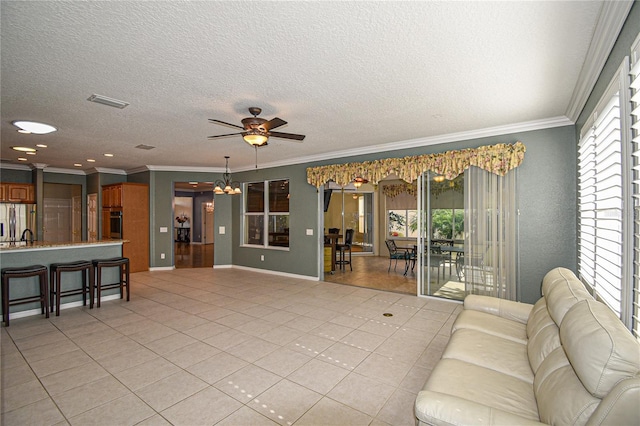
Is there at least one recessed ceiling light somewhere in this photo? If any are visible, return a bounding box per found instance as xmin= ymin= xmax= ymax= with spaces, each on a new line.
xmin=189 ymin=182 xmax=198 ymax=185
xmin=12 ymin=121 xmax=57 ymax=134
xmin=87 ymin=159 xmax=96 ymax=162
xmin=87 ymin=94 xmax=129 ymax=109
xmin=10 ymin=146 xmax=36 ymax=152
xmin=17 ymin=157 xmax=27 ymax=161
xmin=104 ymin=153 xmax=114 ymax=157
xmin=74 ymin=163 xmax=82 ymax=167
xmin=36 ymin=144 xmax=48 ymax=148
xmin=25 ymin=151 xmax=36 ymax=155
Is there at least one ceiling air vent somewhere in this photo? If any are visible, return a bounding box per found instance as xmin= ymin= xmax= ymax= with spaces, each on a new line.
xmin=87 ymin=94 xmax=129 ymax=109
xmin=135 ymin=144 xmax=156 ymax=150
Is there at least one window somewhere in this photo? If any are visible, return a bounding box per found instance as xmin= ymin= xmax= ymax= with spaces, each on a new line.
xmin=630 ymin=34 xmax=640 ymax=338
xmin=243 ymin=179 xmax=289 ymax=248
xmin=431 ymin=209 xmax=464 ymax=240
xmin=578 ymin=56 xmax=633 ymax=331
xmin=388 ymin=209 xmax=418 ymax=238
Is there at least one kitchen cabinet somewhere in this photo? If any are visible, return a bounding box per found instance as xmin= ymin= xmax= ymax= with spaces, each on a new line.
xmin=101 ymin=183 xmax=149 ymax=273
xmin=0 ymin=183 xmax=35 ymax=203
xmin=102 ymin=184 xmax=123 ymax=208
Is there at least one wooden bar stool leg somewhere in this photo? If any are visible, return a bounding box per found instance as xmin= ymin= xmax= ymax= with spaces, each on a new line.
xmin=2 ymin=276 xmax=9 ymax=326
xmin=96 ymin=265 xmax=102 ymax=308
xmin=125 ymin=262 xmax=130 ymax=302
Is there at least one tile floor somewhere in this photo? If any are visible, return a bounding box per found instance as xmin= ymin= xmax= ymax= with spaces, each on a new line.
xmin=1 ymin=267 xmax=461 ymax=425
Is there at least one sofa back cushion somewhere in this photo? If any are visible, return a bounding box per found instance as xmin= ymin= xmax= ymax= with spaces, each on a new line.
xmin=543 ymin=267 xmax=592 ymax=326
xmin=560 ymin=299 xmax=640 ymax=398
xmin=534 ymin=346 xmax=600 ymax=425
xmin=526 ymin=298 xmax=560 ymax=373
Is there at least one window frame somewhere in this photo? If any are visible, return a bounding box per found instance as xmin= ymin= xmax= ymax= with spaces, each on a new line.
xmin=242 ymin=179 xmax=290 ymax=250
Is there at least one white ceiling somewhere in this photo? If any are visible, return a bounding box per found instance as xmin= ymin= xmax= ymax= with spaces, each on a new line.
xmin=0 ymin=1 xmax=626 ymax=174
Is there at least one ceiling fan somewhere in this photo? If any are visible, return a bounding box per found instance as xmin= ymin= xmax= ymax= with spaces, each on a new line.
xmin=208 ymin=107 xmax=305 ymax=147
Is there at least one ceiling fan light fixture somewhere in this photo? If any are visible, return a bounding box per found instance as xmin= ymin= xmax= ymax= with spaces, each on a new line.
xmin=243 ymin=131 xmax=268 ymax=146
xmin=353 ymin=177 xmax=369 ymax=188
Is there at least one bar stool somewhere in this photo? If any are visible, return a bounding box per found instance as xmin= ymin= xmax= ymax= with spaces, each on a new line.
xmin=91 ymin=257 xmax=130 ymax=307
xmin=49 ymin=261 xmax=94 ymax=316
xmin=1 ymin=265 xmax=49 ymax=326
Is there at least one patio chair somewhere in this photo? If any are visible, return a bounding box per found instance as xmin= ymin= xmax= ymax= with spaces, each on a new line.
xmin=385 ymin=240 xmax=408 ymax=272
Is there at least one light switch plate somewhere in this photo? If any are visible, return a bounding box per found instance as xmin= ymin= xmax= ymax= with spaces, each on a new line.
xmin=160 ymin=227 xmax=168 ymax=233
xmin=306 ymin=229 xmax=313 ymax=236
xmin=219 ymin=226 xmax=225 ymax=234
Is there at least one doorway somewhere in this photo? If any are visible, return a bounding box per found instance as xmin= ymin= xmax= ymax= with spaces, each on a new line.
xmin=173 ymin=182 xmax=214 ymax=268
xmin=43 ymin=183 xmax=81 ymax=242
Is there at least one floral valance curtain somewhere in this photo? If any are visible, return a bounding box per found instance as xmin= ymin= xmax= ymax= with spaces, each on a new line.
xmin=306 ymin=141 xmax=526 ymax=188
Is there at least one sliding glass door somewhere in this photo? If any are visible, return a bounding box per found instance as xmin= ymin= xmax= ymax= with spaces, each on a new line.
xmin=324 ymin=188 xmax=374 ymax=254
xmin=418 ymin=172 xmax=466 ymax=300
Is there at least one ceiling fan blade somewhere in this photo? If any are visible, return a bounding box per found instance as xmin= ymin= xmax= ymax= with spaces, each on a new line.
xmin=207 ymin=132 xmax=244 ymax=139
xmin=209 ymin=119 xmax=244 ymax=130
xmin=269 ymin=131 xmax=306 ymax=141
xmin=264 ymin=117 xmax=287 ymax=131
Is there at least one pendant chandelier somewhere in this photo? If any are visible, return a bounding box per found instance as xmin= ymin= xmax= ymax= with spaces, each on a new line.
xmin=214 ymin=156 xmax=241 ymax=195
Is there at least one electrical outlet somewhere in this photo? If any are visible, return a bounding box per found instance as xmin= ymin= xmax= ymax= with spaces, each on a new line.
xmin=160 ymin=253 xmax=165 ymax=259
xmin=260 ymin=255 xmax=264 ymax=261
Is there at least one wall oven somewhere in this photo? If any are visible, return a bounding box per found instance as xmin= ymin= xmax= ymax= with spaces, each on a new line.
xmin=110 ymin=210 xmax=123 ymax=239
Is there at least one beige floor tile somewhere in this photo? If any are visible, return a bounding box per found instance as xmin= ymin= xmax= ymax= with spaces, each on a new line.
xmin=143 ymin=332 xmax=198 ymax=355
xmin=340 ymin=329 xmax=387 ymax=352
xmin=134 ymin=414 xmax=172 ymax=426
xmin=217 ymin=406 xmax=278 ymax=426
xmin=259 ymin=325 xmax=303 ymax=346
xmin=71 ymin=328 xmax=122 ymax=348
xmin=287 ymin=358 xmax=350 ymax=394
xmin=295 ymin=396 xmax=372 ymax=426
xmin=287 ymin=334 xmax=336 ymax=357
xmin=162 ymin=341 xmax=220 ymax=368
xmin=186 ymin=351 xmax=248 ymax=384
xmin=202 ymin=328 xmax=252 ymax=351
xmin=52 ymin=375 xmax=130 ymax=418
xmin=212 ymin=312 xmax=254 ymax=328
xmin=226 ymin=337 xmax=279 ymax=363
xmin=196 ymin=306 xmax=235 ymax=321
xmin=160 ymin=386 xmax=242 ymax=426
xmin=182 ymin=321 xmax=230 ymax=341
xmin=214 ymin=364 xmax=282 ymax=403
xmin=254 ymin=347 xmax=312 ymax=377
xmin=284 ymin=315 xmax=325 ymax=332
xmin=19 ymin=338 xmax=80 ymax=363
xmin=13 ymin=330 xmax=69 ymax=351
xmin=327 ymin=372 xmax=395 ymax=417
xmin=97 ymin=345 xmax=159 ymax=374
xmin=113 ymin=357 xmax=180 ymax=391
xmin=354 ymin=353 xmax=413 ymax=386
xmin=4 ymin=320 xmax=57 ymax=341
xmin=135 ymin=370 xmax=208 ymax=412
xmin=29 ymin=349 xmax=93 ymax=378
xmin=68 ymin=393 xmax=155 ymax=426
xmin=1 ymin=380 xmax=49 ymax=413
xmin=81 ymin=334 xmax=142 ymax=360
xmin=128 ymin=324 xmax=176 ymax=345
xmin=40 ymin=361 xmax=109 ymax=396
xmin=375 ymin=387 xmax=418 ymax=426
xmin=1 ymin=361 xmax=37 ymax=388
xmin=1 ymin=397 xmax=65 ymax=426
xmin=250 ymin=379 xmax=322 ymax=425
xmin=398 ymin=364 xmax=432 ymax=394
xmin=318 ymin=342 xmax=370 ymax=370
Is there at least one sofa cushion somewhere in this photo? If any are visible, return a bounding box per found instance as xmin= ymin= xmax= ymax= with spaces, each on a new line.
xmin=442 ymin=328 xmax=533 ymax=383
xmin=526 ymin=298 xmax=560 ymax=373
xmin=534 ymin=346 xmax=600 ymax=425
xmin=451 ymin=309 xmax=528 ymax=343
xmin=543 ymin=268 xmax=592 ymax=325
xmin=560 ymin=299 xmax=640 ymax=398
xmin=423 ymin=358 xmax=539 ymax=421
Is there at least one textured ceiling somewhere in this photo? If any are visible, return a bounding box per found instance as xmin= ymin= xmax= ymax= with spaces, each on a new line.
xmin=0 ymin=1 xmax=607 ymax=173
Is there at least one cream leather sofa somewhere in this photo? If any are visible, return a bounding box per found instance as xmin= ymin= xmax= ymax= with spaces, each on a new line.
xmin=415 ymin=267 xmax=640 ymax=425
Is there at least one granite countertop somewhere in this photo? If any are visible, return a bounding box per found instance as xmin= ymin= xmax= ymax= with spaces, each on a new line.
xmin=0 ymin=239 xmax=126 ymax=251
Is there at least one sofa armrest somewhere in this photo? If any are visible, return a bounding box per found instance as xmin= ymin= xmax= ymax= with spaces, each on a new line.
xmin=415 ymin=390 xmax=545 ymax=426
xmin=463 ymin=295 xmax=533 ymax=324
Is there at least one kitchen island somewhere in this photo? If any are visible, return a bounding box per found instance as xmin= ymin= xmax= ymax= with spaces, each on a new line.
xmin=1 ymin=240 xmax=124 ymax=320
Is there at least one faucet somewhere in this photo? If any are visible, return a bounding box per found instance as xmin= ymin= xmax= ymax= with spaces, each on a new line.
xmin=20 ymin=228 xmax=34 ymax=243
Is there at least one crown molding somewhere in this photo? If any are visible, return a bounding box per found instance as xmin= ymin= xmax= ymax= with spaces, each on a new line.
xmin=0 ymin=163 xmax=31 ymax=171
xmin=234 ymin=115 xmax=574 ymax=172
xmin=92 ymin=167 xmax=127 ymax=175
xmin=43 ymin=167 xmax=85 ymax=175
xmin=565 ymin=0 xmax=633 ymax=122
xmin=144 ymin=165 xmax=225 ymax=173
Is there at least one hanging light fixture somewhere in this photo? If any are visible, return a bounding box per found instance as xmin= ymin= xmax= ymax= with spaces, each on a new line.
xmin=213 ymin=156 xmax=241 ymax=195
xmin=243 ymin=129 xmax=268 ymax=147
xmin=353 ymin=177 xmax=369 ymax=188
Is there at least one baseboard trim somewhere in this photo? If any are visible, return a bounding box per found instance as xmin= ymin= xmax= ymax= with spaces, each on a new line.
xmin=230 ymin=265 xmax=320 ymax=281
xmin=148 ymin=266 xmax=175 ymax=271
xmin=6 ymin=294 xmax=123 ymax=321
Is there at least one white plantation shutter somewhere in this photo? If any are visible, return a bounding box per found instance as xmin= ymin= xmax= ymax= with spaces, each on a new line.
xmin=578 ymin=61 xmax=627 ymax=317
xmin=630 ymin=35 xmax=640 ymax=338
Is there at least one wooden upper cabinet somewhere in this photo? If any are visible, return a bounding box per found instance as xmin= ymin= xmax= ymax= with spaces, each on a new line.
xmin=0 ymin=182 xmax=35 ymax=203
xmin=102 ymin=184 xmax=123 ymax=208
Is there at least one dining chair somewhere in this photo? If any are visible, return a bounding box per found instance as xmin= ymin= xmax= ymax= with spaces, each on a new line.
xmin=385 ymin=240 xmax=407 ymax=273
